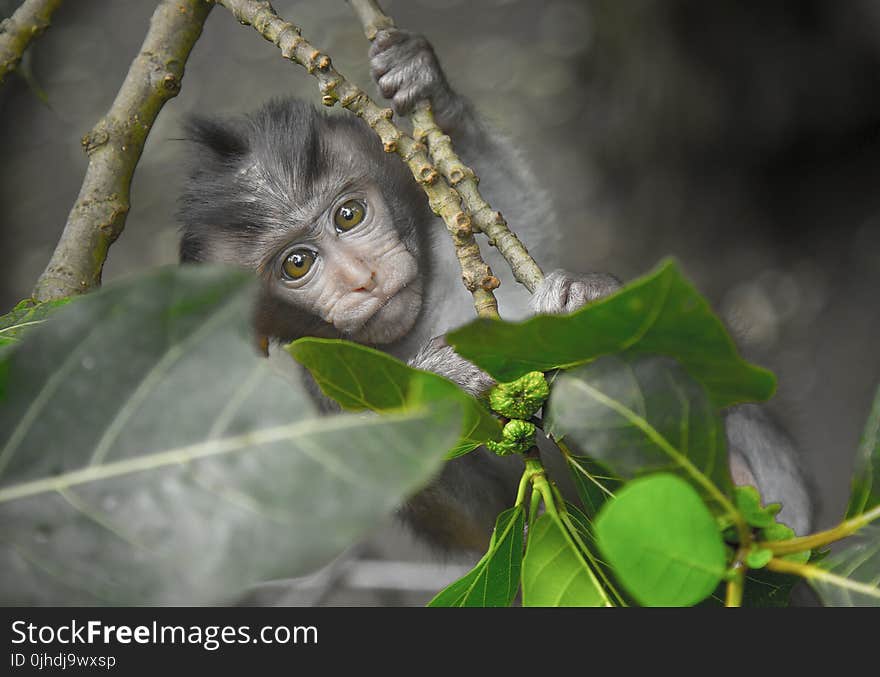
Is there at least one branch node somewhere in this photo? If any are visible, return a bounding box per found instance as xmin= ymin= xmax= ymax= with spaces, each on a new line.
xmin=338 ymin=88 xmax=360 ymax=108
xmin=304 ymin=49 xmax=329 ymax=73
xmin=419 ymin=167 xmax=438 ymax=184
xmin=81 ymin=129 xmax=110 ymax=154
xmin=482 ymin=275 xmax=501 ymax=291
xmin=161 ymin=73 xmax=180 ymax=92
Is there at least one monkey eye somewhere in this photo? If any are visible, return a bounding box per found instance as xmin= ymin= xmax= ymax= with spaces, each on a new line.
xmin=334 ymin=199 xmax=366 ymax=232
xmin=281 ymin=248 xmax=317 ymax=280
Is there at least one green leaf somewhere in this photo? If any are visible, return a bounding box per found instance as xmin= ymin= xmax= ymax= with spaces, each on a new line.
xmin=0 ymin=297 xmax=71 ymax=356
xmin=594 ymin=474 xmax=727 ymax=606
xmin=759 ymin=523 xmax=810 ymax=564
xmin=566 ymin=455 xmax=622 ymax=520
xmin=288 ymin=338 xmax=501 ymax=458
xmin=745 ymin=547 xmax=773 ymax=569
xmin=447 ymin=259 xmax=775 ymax=408
xmin=846 ymin=384 xmax=880 ymax=518
xmin=734 ymin=485 xmax=781 ymax=529
xmin=0 ymin=266 xmax=462 ymax=605
xmin=809 ymin=525 xmax=880 ymax=606
xmin=547 ymin=354 xmax=733 ymax=512
xmin=428 ymin=506 xmax=524 ymax=607
xmin=521 ymin=513 xmax=612 ymax=606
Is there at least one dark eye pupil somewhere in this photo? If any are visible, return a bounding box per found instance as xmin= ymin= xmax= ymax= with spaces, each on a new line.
xmin=291 ymin=253 xmax=305 ymax=267
xmin=341 ymin=207 xmax=355 ymax=221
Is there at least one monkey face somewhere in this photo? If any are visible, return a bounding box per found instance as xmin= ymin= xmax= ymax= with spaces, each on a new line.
xmin=263 ymin=183 xmax=423 ymax=344
xmin=179 ymin=99 xmax=432 ymax=346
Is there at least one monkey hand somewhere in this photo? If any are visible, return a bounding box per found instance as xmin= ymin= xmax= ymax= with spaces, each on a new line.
xmin=408 ymin=336 xmax=495 ymax=398
xmin=408 ymin=271 xmax=621 ymax=396
xmin=370 ymin=29 xmax=461 ymax=129
xmin=529 ymin=270 xmax=622 ymax=315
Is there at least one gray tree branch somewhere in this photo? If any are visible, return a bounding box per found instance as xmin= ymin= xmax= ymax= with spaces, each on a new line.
xmin=348 ymin=0 xmax=546 ymax=294
xmin=33 ymin=0 xmax=213 ymax=302
xmin=0 ymin=0 xmax=63 ymax=87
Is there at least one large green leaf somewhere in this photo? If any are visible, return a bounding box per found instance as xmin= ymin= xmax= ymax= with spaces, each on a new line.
xmin=594 ymin=474 xmax=727 ymax=607
xmin=428 ymin=505 xmax=524 ymax=607
xmin=288 ymin=338 xmax=501 ymax=458
xmin=0 ymin=265 xmax=461 ymax=605
xmin=447 ymin=259 xmax=774 ymax=408
xmin=0 ymin=297 xmax=71 ymax=357
xmin=521 ymin=513 xmax=612 ymax=606
xmin=809 ymin=526 xmax=880 ymax=606
xmin=846 ymin=385 xmax=880 ymax=519
xmin=547 ymin=354 xmax=733 ymax=512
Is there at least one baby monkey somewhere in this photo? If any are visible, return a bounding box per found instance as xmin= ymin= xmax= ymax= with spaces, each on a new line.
xmin=179 ymin=30 xmax=814 ymax=549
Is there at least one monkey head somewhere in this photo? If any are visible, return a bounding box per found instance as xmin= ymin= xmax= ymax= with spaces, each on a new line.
xmin=178 ymin=98 xmax=432 ymax=345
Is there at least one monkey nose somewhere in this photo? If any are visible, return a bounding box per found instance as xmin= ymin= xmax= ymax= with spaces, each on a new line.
xmin=341 ymin=262 xmax=376 ymax=292
xmin=353 ymin=271 xmax=378 ymax=293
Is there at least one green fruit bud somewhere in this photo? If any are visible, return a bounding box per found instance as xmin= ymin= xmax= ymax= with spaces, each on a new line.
xmin=486 ymin=419 xmax=537 ymax=456
xmin=488 ymin=371 xmax=550 ymax=419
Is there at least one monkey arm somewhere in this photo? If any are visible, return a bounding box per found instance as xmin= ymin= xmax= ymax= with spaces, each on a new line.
xmin=369 ymin=28 xmax=565 ymax=304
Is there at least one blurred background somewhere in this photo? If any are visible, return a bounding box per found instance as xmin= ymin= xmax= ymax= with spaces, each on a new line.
xmin=1 ymin=0 xmax=879 ymax=603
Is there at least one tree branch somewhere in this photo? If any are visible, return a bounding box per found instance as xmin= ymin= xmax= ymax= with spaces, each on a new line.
xmin=214 ymin=0 xmax=500 ymax=319
xmin=32 ymin=0 xmax=213 ymax=302
xmin=348 ymin=0 xmax=545 ymax=294
xmin=0 ymin=0 xmax=63 ymax=87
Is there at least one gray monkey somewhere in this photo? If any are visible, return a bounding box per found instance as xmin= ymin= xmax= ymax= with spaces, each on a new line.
xmin=178 ymin=29 xmax=814 ymax=553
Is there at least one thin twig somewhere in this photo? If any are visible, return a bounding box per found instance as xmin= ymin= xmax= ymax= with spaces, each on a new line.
xmin=757 ymin=503 xmax=880 ymax=556
xmin=215 ymin=0 xmax=500 ymax=319
xmin=0 ymin=0 xmax=63 ymax=87
xmin=348 ymin=0 xmax=545 ymax=293
xmin=32 ymin=0 xmax=213 ymax=302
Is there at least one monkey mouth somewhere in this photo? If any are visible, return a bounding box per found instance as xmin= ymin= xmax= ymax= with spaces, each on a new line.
xmin=322 ymin=242 xmax=421 ymax=343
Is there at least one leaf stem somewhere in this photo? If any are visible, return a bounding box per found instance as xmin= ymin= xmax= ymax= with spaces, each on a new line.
xmin=515 ymin=463 xmax=535 ymax=508
xmin=528 ymin=484 xmax=541 ymax=533
xmin=765 ymin=557 xmax=880 ymax=599
xmin=758 ymin=504 xmax=880 ymax=555
xmin=725 ymin=552 xmax=746 ymax=607
xmin=524 ymin=456 xmax=614 ymax=606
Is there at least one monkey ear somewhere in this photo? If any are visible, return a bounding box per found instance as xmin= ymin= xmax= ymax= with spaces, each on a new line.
xmin=184 ymin=115 xmax=249 ymax=159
